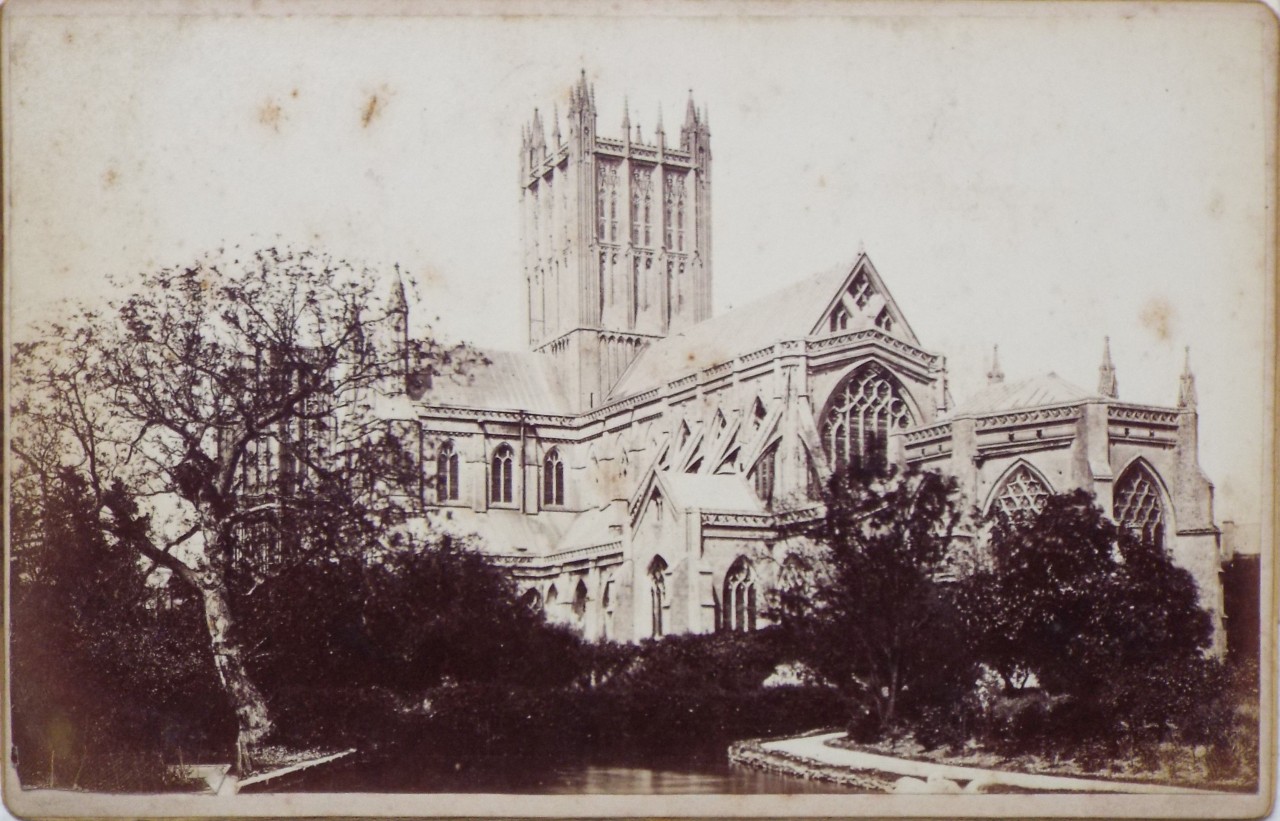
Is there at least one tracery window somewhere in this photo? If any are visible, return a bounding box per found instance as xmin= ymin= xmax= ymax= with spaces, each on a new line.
xmin=724 ymin=557 xmax=758 ymax=632
xmin=875 ymin=308 xmax=894 ymax=333
xmin=597 ymin=162 xmax=619 ymax=242
xmin=830 ymin=305 xmax=851 ymax=333
xmin=991 ymin=464 xmax=1051 ymax=518
xmin=491 ymin=443 xmax=514 ymax=504
xmin=649 ymin=555 xmax=668 ymax=638
xmin=849 ymin=270 xmax=875 ymax=308
xmin=821 ymin=365 xmax=912 ymax=471
xmin=436 ymin=440 xmax=460 ymax=502
xmin=664 ymin=172 xmax=686 ymax=251
xmin=1114 ymin=464 xmax=1165 ymax=545
xmin=631 ymin=167 xmax=653 ymax=247
xmin=542 ymin=448 xmax=565 ymax=506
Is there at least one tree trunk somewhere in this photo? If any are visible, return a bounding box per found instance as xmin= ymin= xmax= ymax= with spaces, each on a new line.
xmin=199 ymin=578 xmax=273 ymax=775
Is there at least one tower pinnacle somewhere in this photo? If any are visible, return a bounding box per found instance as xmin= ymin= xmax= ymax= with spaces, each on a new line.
xmin=1097 ymin=336 xmax=1118 ymax=398
xmin=1178 ymin=346 xmax=1198 ymax=409
xmin=987 ymin=344 xmax=1004 ymax=384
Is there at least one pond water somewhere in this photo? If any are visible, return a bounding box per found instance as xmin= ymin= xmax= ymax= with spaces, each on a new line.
xmin=265 ymin=745 xmax=871 ymax=794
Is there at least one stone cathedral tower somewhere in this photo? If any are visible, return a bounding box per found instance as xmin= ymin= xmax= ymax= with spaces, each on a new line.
xmin=521 ymin=72 xmax=712 ymax=411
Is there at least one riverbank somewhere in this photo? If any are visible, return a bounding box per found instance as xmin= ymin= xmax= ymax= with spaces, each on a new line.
xmin=733 ymin=732 xmax=1230 ymax=794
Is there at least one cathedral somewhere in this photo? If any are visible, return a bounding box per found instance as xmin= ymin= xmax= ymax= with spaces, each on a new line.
xmin=386 ymin=73 xmax=1225 ymax=647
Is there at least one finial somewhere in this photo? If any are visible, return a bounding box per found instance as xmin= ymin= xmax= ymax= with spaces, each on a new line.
xmin=622 ymin=96 xmax=630 ymax=135
xmin=389 ymin=264 xmax=408 ymax=313
xmin=635 ymin=122 xmax=643 ymax=143
xmin=552 ymin=102 xmax=561 ymax=145
xmin=1097 ymin=335 xmax=1118 ymax=398
xmin=1178 ymin=345 xmax=1198 ymax=409
xmin=987 ymin=344 xmax=1004 ymax=384
xmin=656 ymin=104 xmax=664 ymax=133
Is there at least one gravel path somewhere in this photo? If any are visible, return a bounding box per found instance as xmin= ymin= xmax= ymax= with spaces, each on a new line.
xmin=761 ymin=733 xmax=1223 ymax=794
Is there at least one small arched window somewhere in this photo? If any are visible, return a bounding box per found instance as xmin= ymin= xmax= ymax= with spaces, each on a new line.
xmin=724 ymin=557 xmax=758 ymax=632
xmin=750 ymin=443 xmax=778 ymax=508
xmin=545 ymin=584 xmax=559 ymax=611
xmin=1114 ymin=463 xmax=1165 ymax=545
xmin=648 ymin=556 xmax=668 ymax=638
xmin=491 ymin=443 xmax=514 ymax=504
xmin=572 ymin=579 xmax=589 ymax=625
xmin=436 ymin=440 xmax=460 ymax=502
xmin=601 ymin=580 xmax=615 ymax=640
xmin=520 ymin=588 xmax=543 ymax=613
xmin=543 ymin=448 xmax=565 ymax=506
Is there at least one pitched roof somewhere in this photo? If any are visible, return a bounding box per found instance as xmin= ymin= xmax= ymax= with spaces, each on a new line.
xmin=952 ymin=373 xmax=1096 ymax=415
xmin=610 ymin=262 xmax=856 ymax=399
xmin=421 ymin=349 xmax=572 ymax=414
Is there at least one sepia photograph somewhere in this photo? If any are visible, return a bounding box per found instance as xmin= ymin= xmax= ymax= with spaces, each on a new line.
xmin=3 ymin=0 xmax=1275 ymax=817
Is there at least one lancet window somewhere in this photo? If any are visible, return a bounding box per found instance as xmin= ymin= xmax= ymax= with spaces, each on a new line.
xmin=991 ymin=464 xmax=1051 ymax=518
xmin=572 ymin=579 xmax=589 ymax=625
xmin=724 ymin=558 xmax=758 ymax=632
xmin=597 ymin=162 xmax=619 ymax=242
xmin=436 ymin=440 xmax=460 ymax=502
xmin=649 ymin=556 xmax=668 ymax=638
xmin=631 ymin=167 xmax=653 ymax=247
xmin=1114 ymin=464 xmax=1165 ymax=545
xmin=821 ymin=365 xmax=912 ymax=471
xmin=491 ymin=443 xmax=514 ymax=504
xmin=750 ymin=443 xmax=778 ymax=508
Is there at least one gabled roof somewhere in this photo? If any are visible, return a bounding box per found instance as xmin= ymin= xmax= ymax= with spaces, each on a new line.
xmin=952 ymin=373 xmax=1096 ymax=415
xmin=421 ymin=348 xmax=572 ymax=414
xmin=610 ymin=252 xmax=920 ymax=400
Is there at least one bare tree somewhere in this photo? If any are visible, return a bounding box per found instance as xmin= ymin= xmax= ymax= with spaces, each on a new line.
xmin=10 ymin=247 xmax=471 ymax=772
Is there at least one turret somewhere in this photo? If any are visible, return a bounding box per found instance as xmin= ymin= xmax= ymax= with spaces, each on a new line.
xmin=1097 ymin=336 xmax=1118 ymax=398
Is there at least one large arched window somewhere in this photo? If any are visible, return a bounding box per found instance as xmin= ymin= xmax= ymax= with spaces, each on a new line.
xmin=990 ymin=464 xmax=1052 ymax=519
xmin=436 ymin=440 xmax=460 ymax=502
xmin=543 ymin=448 xmax=565 ymax=506
xmin=491 ymin=444 xmax=514 ymax=504
xmin=821 ymin=364 xmax=912 ymax=471
xmin=648 ymin=556 xmax=668 ymax=638
xmin=1114 ymin=463 xmax=1165 ymax=545
xmin=723 ymin=557 xmax=758 ymax=632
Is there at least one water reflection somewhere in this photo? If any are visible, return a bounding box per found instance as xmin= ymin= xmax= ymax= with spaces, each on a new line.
xmin=267 ymin=748 xmax=871 ymax=794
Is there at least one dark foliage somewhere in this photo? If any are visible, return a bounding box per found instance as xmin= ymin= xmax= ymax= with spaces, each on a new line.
xmin=235 ymin=539 xmax=586 ymax=698
xmin=10 ymin=469 xmax=232 ymax=789
xmin=959 ymin=490 xmax=1220 ymax=751
xmin=773 ymin=458 xmax=972 ymax=735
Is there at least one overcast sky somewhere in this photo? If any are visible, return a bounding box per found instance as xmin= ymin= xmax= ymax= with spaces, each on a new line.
xmin=5 ymin=0 xmax=1273 ymax=529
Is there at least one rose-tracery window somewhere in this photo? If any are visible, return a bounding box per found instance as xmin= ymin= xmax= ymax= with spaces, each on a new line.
xmin=821 ymin=365 xmax=912 ymax=471
xmin=1114 ymin=465 xmax=1165 ymax=544
xmin=991 ymin=464 xmax=1051 ymax=518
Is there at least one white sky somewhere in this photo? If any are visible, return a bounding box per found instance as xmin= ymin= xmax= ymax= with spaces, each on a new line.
xmin=4 ymin=0 xmax=1274 ymax=530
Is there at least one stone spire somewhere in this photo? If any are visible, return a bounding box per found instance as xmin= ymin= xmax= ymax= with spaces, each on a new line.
xmin=655 ymin=104 xmax=665 ymax=149
xmin=552 ymin=102 xmax=561 ymax=146
xmin=1178 ymin=346 xmax=1198 ymax=409
xmin=621 ymin=96 xmax=630 ymax=141
xmin=987 ymin=344 xmax=1004 ymax=384
xmin=1097 ymin=336 xmax=1118 ymax=398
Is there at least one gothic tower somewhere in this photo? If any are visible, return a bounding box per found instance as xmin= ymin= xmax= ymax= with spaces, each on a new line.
xmin=521 ymin=72 xmax=712 ymax=410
